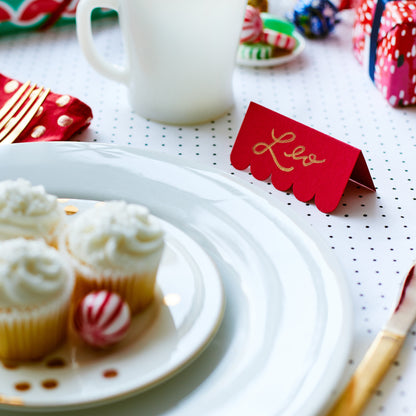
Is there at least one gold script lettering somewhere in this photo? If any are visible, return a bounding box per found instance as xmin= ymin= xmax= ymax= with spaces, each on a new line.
xmin=284 ymin=146 xmax=326 ymax=167
xmin=252 ymin=129 xmax=296 ymax=172
xmin=252 ymin=129 xmax=326 ymax=172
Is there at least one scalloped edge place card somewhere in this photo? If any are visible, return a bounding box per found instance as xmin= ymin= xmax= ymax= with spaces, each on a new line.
xmin=230 ymin=102 xmax=375 ymax=213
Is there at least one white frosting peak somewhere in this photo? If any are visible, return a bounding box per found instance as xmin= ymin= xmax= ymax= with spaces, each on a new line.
xmin=0 ymin=179 xmax=56 ymax=216
xmin=66 ymin=201 xmax=164 ymax=275
xmin=0 ymin=238 xmax=70 ymax=307
xmin=0 ymin=179 xmax=64 ymax=241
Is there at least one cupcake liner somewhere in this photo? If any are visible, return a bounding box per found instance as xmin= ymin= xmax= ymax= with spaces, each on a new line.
xmin=59 ymin=232 xmax=163 ymax=315
xmin=73 ymin=268 xmax=158 ymax=314
xmin=0 ymin=257 xmax=74 ymax=361
xmin=0 ymin=305 xmax=70 ymax=361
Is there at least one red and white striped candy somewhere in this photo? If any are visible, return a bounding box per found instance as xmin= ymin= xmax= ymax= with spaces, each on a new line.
xmin=240 ymin=5 xmax=263 ymax=43
xmin=261 ymin=28 xmax=297 ymax=51
xmin=74 ymin=290 xmax=131 ymax=348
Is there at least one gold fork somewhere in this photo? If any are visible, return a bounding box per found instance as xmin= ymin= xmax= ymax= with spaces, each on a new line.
xmin=0 ymin=81 xmax=50 ymax=145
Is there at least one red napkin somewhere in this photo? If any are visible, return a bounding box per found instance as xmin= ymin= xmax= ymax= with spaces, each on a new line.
xmin=0 ymin=73 xmax=93 ymax=143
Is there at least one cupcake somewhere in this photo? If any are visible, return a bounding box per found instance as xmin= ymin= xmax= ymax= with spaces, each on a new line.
xmin=0 ymin=238 xmax=74 ymax=361
xmin=0 ymin=178 xmax=65 ymax=247
xmin=60 ymin=201 xmax=165 ymax=314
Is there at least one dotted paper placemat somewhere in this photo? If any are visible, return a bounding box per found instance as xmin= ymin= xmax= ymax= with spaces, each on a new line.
xmin=1 ymin=7 xmax=416 ymax=415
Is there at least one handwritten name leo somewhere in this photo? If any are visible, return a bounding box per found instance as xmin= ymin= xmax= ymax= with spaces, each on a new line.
xmin=252 ymin=129 xmax=326 ymax=172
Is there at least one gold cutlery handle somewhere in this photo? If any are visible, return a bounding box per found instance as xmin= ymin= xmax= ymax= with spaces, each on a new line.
xmin=326 ymin=330 xmax=405 ymax=416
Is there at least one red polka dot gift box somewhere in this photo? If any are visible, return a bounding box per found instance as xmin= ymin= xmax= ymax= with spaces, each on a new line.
xmin=353 ymin=0 xmax=416 ymax=107
xmin=0 ymin=74 xmax=93 ymax=142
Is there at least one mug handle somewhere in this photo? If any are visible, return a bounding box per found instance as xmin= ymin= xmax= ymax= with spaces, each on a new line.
xmin=76 ymin=0 xmax=129 ymax=85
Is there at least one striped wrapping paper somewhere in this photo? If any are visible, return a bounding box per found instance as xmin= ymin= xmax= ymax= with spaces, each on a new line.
xmin=0 ymin=0 xmax=113 ymax=34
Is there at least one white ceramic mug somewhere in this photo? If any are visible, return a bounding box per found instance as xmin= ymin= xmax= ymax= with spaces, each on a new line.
xmin=76 ymin=0 xmax=246 ymax=125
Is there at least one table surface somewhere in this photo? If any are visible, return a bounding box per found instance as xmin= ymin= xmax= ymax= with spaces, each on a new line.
xmin=1 ymin=3 xmax=416 ymax=416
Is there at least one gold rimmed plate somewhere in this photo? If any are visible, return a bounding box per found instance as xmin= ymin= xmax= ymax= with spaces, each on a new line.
xmin=0 ymin=197 xmax=225 ymax=411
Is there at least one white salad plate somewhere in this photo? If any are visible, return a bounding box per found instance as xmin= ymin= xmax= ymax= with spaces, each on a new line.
xmin=0 ymin=196 xmax=225 ymax=411
xmin=0 ymin=201 xmax=225 ymax=411
xmin=237 ymin=31 xmax=306 ymax=68
xmin=0 ymin=142 xmax=352 ymax=416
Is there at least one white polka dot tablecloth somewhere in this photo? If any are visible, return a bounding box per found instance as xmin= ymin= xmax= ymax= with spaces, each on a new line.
xmin=1 ymin=3 xmax=416 ymax=416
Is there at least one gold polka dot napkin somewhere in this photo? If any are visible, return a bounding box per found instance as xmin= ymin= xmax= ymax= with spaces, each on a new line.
xmin=0 ymin=74 xmax=93 ymax=142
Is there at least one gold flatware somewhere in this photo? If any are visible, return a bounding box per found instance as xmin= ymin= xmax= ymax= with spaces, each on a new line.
xmin=326 ymin=262 xmax=416 ymax=416
xmin=0 ymin=81 xmax=50 ymax=145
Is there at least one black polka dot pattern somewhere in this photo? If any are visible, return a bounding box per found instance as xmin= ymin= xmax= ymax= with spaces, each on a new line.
xmin=1 ymin=9 xmax=416 ymax=415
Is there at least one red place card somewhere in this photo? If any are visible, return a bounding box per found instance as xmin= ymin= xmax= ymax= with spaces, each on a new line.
xmin=230 ymin=102 xmax=375 ymax=213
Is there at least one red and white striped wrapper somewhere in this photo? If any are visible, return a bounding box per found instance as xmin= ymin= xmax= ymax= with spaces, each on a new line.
xmin=240 ymin=5 xmax=263 ymax=43
xmin=74 ymin=290 xmax=131 ymax=348
xmin=261 ymin=28 xmax=297 ymax=51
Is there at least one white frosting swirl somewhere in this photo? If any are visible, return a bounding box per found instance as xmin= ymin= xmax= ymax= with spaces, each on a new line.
xmin=0 ymin=238 xmax=70 ymax=307
xmin=66 ymin=201 xmax=164 ymax=275
xmin=0 ymin=179 xmax=64 ymax=241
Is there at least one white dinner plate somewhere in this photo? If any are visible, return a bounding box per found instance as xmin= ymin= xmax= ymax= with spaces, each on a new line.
xmin=0 ymin=142 xmax=352 ymax=416
xmin=237 ymin=31 xmax=306 ymax=68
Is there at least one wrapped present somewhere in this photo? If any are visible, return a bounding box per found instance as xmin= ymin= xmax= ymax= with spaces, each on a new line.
xmin=353 ymin=0 xmax=416 ymax=106
xmin=0 ymin=0 xmax=113 ymax=35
